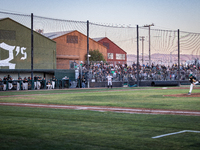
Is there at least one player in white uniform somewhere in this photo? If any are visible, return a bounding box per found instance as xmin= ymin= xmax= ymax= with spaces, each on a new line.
xmin=106 ymin=73 xmax=113 ymax=88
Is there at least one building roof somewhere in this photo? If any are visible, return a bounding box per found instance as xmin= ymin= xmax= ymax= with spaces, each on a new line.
xmin=43 ymin=30 xmax=75 ymax=39
xmin=0 ymin=17 xmax=56 ymax=43
xmin=0 ymin=18 xmax=6 ymax=20
xmin=93 ymin=37 xmax=127 ymax=54
xmin=44 ymin=30 xmax=107 ymax=50
xmin=93 ymin=37 xmax=105 ymax=42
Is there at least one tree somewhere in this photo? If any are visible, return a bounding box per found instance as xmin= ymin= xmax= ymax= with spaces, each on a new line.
xmin=85 ymin=49 xmax=106 ymax=62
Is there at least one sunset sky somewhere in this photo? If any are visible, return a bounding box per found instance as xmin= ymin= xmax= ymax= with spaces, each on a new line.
xmin=1 ymin=0 xmax=200 ymax=33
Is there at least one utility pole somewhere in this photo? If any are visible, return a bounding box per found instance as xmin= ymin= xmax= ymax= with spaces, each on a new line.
xmin=140 ymin=36 xmax=145 ymax=65
xmin=144 ymin=23 xmax=154 ymax=66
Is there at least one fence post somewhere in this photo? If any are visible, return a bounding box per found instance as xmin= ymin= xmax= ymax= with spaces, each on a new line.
xmin=178 ymin=29 xmax=180 ymax=86
xmin=87 ymin=20 xmax=90 ymax=88
xmin=137 ymin=25 xmax=139 ymax=87
xmin=31 ymin=13 xmax=34 ymax=90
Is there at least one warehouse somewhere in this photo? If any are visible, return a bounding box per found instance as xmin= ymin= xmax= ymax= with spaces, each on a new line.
xmin=44 ymin=30 xmax=107 ymax=69
xmin=0 ymin=18 xmax=56 ymax=82
xmin=93 ymin=37 xmax=127 ymax=64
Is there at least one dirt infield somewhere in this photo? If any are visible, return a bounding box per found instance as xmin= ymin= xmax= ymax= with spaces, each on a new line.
xmin=164 ymin=93 xmax=200 ymax=97
xmin=0 ymin=102 xmax=200 ymax=116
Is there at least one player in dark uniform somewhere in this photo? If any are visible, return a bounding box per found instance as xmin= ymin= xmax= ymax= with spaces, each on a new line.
xmin=3 ymin=76 xmax=7 ymax=91
xmin=51 ymin=76 xmax=57 ymax=89
xmin=188 ymin=74 xmax=199 ymax=95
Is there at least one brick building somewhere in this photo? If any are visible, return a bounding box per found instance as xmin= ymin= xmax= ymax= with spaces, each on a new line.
xmin=93 ymin=37 xmax=127 ymax=64
xmin=44 ymin=30 xmax=107 ymax=69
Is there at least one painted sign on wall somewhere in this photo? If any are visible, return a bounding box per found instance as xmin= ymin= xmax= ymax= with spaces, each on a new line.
xmin=0 ymin=42 xmax=27 ymax=69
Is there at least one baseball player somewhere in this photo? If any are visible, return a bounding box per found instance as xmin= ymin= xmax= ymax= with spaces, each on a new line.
xmin=34 ymin=75 xmax=38 ymax=90
xmin=188 ymin=74 xmax=199 ymax=95
xmin=51 ymin=76 xmax=57 ymax=89
xmin=106 ymin=73 xmax=113 ymax=88
xmin=3 ymin=76 xmax=7 ymax=91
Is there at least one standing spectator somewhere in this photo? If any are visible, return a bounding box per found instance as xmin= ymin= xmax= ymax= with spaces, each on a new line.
xmin=82 ymin=75 xmax=86 ymax=88
xmin=76 ymin=75 xmax=81 ymax=88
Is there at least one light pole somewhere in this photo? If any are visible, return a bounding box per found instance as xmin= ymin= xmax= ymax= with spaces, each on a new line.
xmin=144 ymin=23 xmax=154 ymax=66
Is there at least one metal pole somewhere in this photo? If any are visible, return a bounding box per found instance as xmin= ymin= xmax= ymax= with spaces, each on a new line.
xmin=178 ymin=29 xmax=180 ymax=86
xmin=137 ymin=25 xmax=139 ymax=87
xmin=140 ymin=36 xmax=145 ymax=65
xmin=144 ymin=23 xmax=154 ymax=66
xmin=31 ymin=13 xmax=34 ymax=90
xmin=87 ymin=20 xmax=90 ymax=88
xmin=148 ymin=26 xmax=151 ymax=66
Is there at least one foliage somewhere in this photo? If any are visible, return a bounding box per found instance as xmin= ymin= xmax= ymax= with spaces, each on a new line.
xmin=85 ymin=49 xmax=106 ymax=61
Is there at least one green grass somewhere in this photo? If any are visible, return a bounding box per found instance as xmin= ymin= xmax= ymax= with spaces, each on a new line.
xmin=0 ymin=87 xmax=200 ymax=149
xmin=0 ymin=87 xmax=200 ymax=110
xmin=0 ymin=106 xmax=200 ymax=150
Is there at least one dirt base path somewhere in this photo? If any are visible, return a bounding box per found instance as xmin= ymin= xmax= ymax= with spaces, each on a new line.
xmin=1 ymin=102 xmax=200 ymax=116
xmin=164 ymin=93 xmax=200 ymax=97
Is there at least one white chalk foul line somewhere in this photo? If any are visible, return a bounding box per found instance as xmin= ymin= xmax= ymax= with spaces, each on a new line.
xmin=152 ymin=130 xmax=200 ymax=139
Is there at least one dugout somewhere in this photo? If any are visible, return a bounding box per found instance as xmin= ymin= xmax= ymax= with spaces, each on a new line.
xmin=0 ymin=18 xmax=57 ymax=87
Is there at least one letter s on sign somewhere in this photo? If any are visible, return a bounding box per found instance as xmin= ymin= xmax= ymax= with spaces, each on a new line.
xmin=20 ymin=47 xmax=27 ymax=60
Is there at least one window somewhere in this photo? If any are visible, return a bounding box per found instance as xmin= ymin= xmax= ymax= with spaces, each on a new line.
xmin=116 ymin=54 xmax=125 ymax=60
xmin=103 ymin=42 xmax=109 ymax=49
xmin=67 ymin=35 xmax=78 ymax=43
xmin=0 ymin=30 xmax=16 ymax=40
xmin=108 ymin=53 xmax=113 ymax=59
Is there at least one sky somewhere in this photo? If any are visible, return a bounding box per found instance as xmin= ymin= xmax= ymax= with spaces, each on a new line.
xmin=0 ymin=0 xmax=200 ymax=33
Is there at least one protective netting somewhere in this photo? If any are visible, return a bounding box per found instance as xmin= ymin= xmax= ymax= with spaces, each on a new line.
xmin=0 ymin=11 xmax=200 ymax=86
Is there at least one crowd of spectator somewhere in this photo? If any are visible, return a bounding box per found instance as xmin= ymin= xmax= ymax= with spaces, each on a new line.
xmin=75 ymin=61 xmax=200 ymax=83
xmin=1 ymin=61 xmax=199 ymax=90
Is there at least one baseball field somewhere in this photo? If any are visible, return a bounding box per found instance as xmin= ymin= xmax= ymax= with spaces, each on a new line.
xmin=0 ymin=86 xmax=200 ymax=150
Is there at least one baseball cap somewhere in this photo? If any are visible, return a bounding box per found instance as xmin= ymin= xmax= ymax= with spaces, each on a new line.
xmin=189 ymin=74 xmax=193 ymax=77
